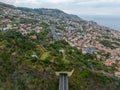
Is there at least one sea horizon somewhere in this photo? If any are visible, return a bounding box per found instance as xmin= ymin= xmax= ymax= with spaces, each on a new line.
xmin=79 ymin=15 xmax=120 ymax=31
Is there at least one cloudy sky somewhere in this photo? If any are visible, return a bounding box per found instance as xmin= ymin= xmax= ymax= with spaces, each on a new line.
xmin=1 ymin=0 xmax=120 ymax=16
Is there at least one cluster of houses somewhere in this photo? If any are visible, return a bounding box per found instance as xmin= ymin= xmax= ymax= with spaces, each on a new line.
xmin=0 ymin=7 xmax=45 ymax=35
xmin=1 ymin=5 xmax=120 ymax=77
xmin=54 ymin=19 xmax=120 ymax=77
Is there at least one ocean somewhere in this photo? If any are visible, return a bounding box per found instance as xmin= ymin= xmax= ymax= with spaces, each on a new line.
xmin=79 ymin=15 xmax=120 ymax=31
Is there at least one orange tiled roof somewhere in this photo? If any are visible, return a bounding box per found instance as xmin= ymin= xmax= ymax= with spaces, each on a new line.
xmin=115 ymin=72 xmax=120 ymax=76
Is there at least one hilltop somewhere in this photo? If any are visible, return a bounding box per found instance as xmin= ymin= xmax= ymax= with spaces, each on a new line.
xmin=0 ymin=2 xmax=120 ymax=90
xmin=17 ymin=7 xmax=84 ymax=22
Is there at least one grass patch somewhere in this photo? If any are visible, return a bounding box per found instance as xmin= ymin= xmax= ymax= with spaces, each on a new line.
xmin=40 ymin=52 xmax=50 ymax=61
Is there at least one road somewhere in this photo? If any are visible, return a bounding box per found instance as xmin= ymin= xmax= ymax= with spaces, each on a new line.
xmin=59 ymin=73 xmax=68 ymax=90
xmin=51 ymin=25 xmax=61 ymax=40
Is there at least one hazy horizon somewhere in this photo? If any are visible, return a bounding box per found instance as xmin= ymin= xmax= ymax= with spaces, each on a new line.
xmin=1 ymin=0 xmax=120 ymax=16
xmin=79 ymin=15 xmax=120 ymax=31
xmin=0 ymin=0 xmax=120 ymax=31
xmin=80 ymin=15 xmax=120 ymax=31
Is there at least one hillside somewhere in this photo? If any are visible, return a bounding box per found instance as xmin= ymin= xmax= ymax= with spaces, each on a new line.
xmin=0 ymin=2 xmax=120 ymax=90
xmin=17 ymin=7 xmax=84 ymax=22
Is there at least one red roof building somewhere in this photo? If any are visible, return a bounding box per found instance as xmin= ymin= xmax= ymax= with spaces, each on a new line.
xmin=115 ymin=72 xmax=120 ymax=76
xmin=77 ymin=42 xmax=82 ymax=47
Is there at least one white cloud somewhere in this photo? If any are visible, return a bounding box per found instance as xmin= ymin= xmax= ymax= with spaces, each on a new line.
xmin=0 ymin=0 xmax=41 ymax=7
xmin=76 ymin=0 xmax=120 ymax=7
xmin=41 ymin=0 xmax=74 ymax=4
xmin=15 ymin=0 xmax=41 ymax=7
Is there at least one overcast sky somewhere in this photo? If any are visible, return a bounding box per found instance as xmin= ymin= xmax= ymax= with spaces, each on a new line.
xmin=1 ymin=0 xmax=120 ymax=16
